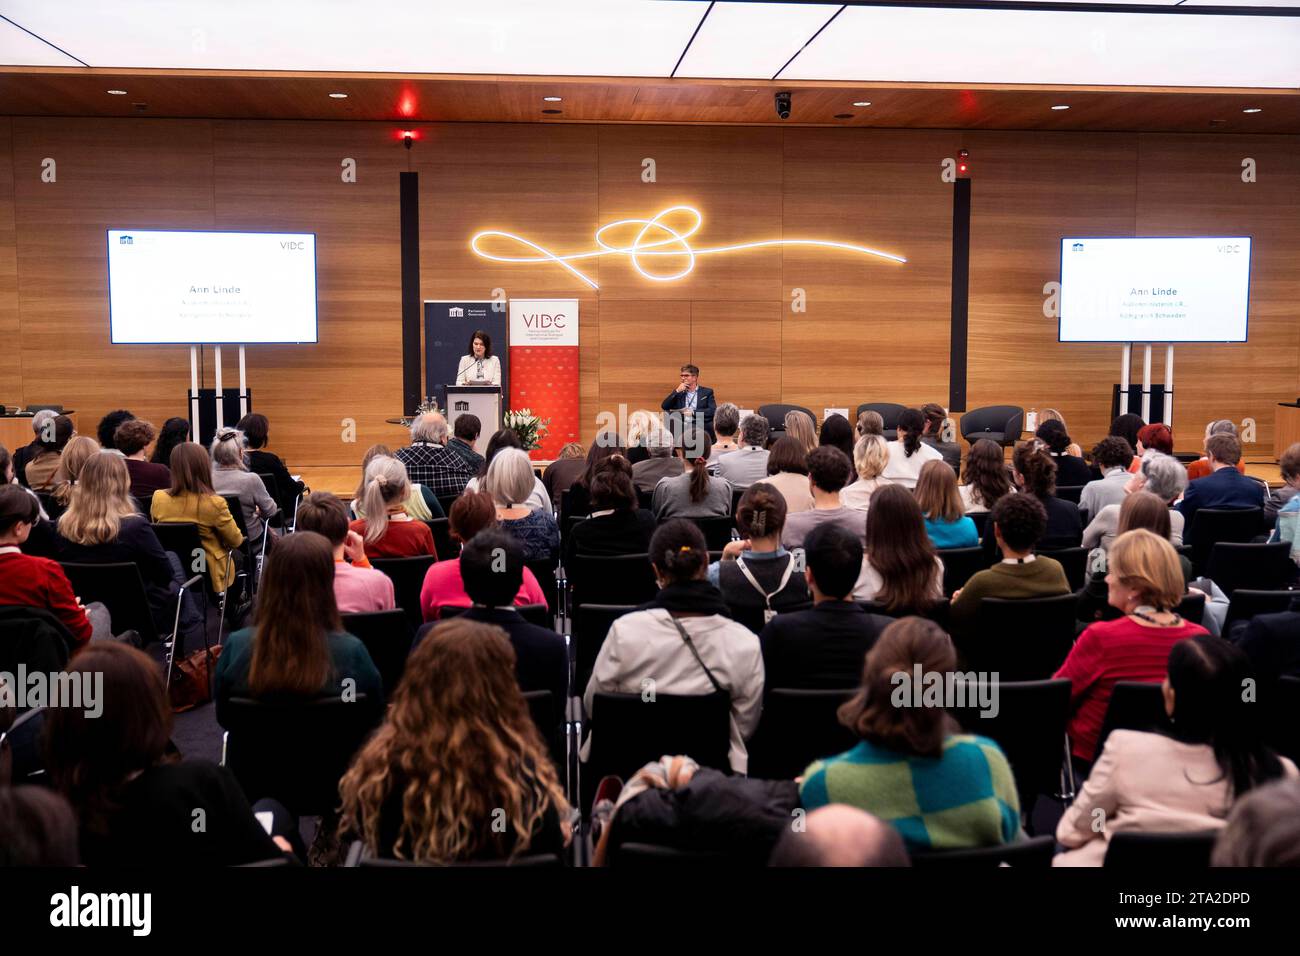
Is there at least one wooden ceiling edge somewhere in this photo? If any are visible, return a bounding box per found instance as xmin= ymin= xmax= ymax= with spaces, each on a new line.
xmin=0 ymin=65 xmax=1295 ymax=98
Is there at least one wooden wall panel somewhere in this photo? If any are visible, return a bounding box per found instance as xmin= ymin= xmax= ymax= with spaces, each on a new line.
xmin=598 ymin=300 xmax=690 ymax=431
xmin=690 ymin=301 xmax=782 ymax=414
xmin=0 ymin=119 xmax=20 ymax=411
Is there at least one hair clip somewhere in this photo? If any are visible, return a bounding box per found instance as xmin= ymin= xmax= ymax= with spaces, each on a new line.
xmin=679 ymin=545 xmax=691 ymax=553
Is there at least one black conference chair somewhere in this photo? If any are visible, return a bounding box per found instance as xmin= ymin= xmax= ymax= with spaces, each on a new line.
xmin=1104 ymin=830 xmax=1218 ymax=868
xmin=684 ymin=515 xmax=734 ymax=551
xmin=439 ymin=602 xmax=552 ymax=630
xmin=254 ymin=472 xmax=292 ymax=530
xmin=964 ymin=594 xmax=1079 ymax=681
xmin=1038 ymin=545 xmax=1088 ymax=592
xmin=521 ymin=688 xmax=567 ymax=785
xmin=1205 ymin=541 xmax=1294 ymax=598
xmin=1054 ymin=485 xmax=1085 ymax=506
xmin=1174 ymin=590 xmax=1206 ymax=625
xmin=960 ymin=406 xmax=1025 ymax=449
xmin=1095 ymin=681 xmax=1169 ymax=760
xmin=566 ymin=553 xmax=657 ymax=610
xmin=58 ymin=561 xmax=163 ymax=645
xmin=730 ymin=487 xmax=744 ymax=518
xmin=607 ymin=842 xmax=733 ymax=869
xmin=939 ymin=546 xmax=991 ymax=597
xmin=341 ymin=609 xmax=416 ymax=696
xmin=1263 ymin=675 xmax=1300 ymax=765
xmin=371 ymin=555 xmax=439 ymax=632
xmin=1187 ymin=507 xmax=1263 ymax=576
xmin=571 ymin=603 xmax=638 ymax=695
xmin=757 ymin=404 xmax=816 ymax=435
xmin=422 ymin=517 xmax=458 ymax=560
xmin=151 ymin=519 xmax=227 ymax=641
xmin=435 ymin=494 xmax=461 ymax=521
xmin=856 ymin=402 xmax=906 ymax=441
xmin=968 ymin=510 xmax=992 ymax=539
xmin=1223 ymin=589 xmax=1298 ymax=633
xmin=636 ymin=488 xmax=653 ymax=512
xmin=221 ymin=493 xmax=262 ymax=597
xmin=747 ymin=687 xmax=857 ymax=781
xmin=524 ymin=557 xmax=560 ymax=623
xmin=911 ymin=835 xmax=1055 ymax=868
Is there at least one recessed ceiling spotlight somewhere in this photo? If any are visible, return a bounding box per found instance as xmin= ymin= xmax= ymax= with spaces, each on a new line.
xmin=328 ymin=92 xmax=348 ymax=99
xmin=543 ymin=96 xmax=562 ymax=102
xmin=107 ymin=89 xmax=127 ymax=95
xmin=1242 ymin=107 xmax=1262 ymax=113
xmin=1051 ymin=104 xmax=1070 ymax=111
xmin=852 ymin=101 xmax=871 ymax=107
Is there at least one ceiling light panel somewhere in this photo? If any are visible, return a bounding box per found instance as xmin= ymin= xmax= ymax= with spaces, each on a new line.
xmin=674 ymin=1 xmax=841 ymax=79
xmin=0 ymin=15 xmax=82 ymax=65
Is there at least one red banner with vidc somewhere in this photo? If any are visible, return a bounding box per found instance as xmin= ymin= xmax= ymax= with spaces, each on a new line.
xmin=508 ymin=299 xmax=579 ymax=461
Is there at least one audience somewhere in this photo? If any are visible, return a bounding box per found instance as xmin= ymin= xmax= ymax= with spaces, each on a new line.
xmin=564 ymin=455 xmax=654 ymax=561
xmin=841 ymin=434 xmax=890 ymax=513
xmin=818 ymin=413 xmax=856 ymax=463
xmin=49 ymin=434 xmax=100 ymax=512
xmin=710 ymin=403 xmax=742 ymax=457
xmin=24 ymin=414 xmax=74 ymax=491
xmin=919 ymin=403 xmax=960 ymax=473
xmin=446 ymin=412 xmax=485 ymax=475
xmin=563 ymin=431 xmax=625 ymax=517
xmin=352 ymin=443 xmax=444 ymax=522
xmin=882 ymin=408 xmax=942 ymax=490
xmin=419 ymin=492 xmax=548 ymax=621
xmin=854 ymin=484 xmax=943 ymax=612
xmin=464 ymin=429 xmax=553 ymax=513
xmin=1055 ymin=529 xmax=1210 ymax=773
xmin=758 ymin=523 xmax=892 ymax=690
xmin=211 ymin=428 xmax=279 ymax=548
xmin=1038 ymin=408 xmax=1083 ymax=457
xmin=1178 ymin=432 xmax=1266 ymax=536
xmin=1237 ymin=597 xmax=1300 ymax=685
xmin=395 ymin=411 xmax=476 ymax=498
xmin=583 ymin=520 xmax=763 ymax=774
xmin=12 ymin=409 xmax=56 ymax=487
xmin=542 ymin=441 xmax=586 ymax=502
xmin=339 ymin=618 xmax=571 ymax=863
xmin=799 ymin=617 xmax=1020 ymax=851
xmin=631 ymin=429 xmax=684 ymax=493
xmin=652 ymin=431 xmax=732 ymax=519
xmin=1056 ymin=635 xmax=1294 ymax=866
xmin=1080 ymin=436 xmax=1137 ymax=519
xmin=348 ymin=455 xmax=437 ymax=559
xmin=236 ymin=413 xmax=306 ymax=517
xmin=710 ymin=483 xmax=810 ymax=627
xmin=95 ymin=409 xmax=135 ymax=451
xmin=484 ymin=448 xmax=559 ymax=561
xmin=959 ymin=438 xmax=1013 ymax=515
xmin=626 ymin=409 xmax=670 ymax=466
xmin=151 ymin=442 xmax=244 ymax=594
xmin=1036 ymin=419 xmax=1092 ymax=487
xmin=781 ymin=447 xmax=863 ymax=550
xmin=1268 ymin=442 xmax=1300 ymax=564
xmin=294 ymin=492 xmax=395 ymax=614
xmin=856 ymin=409 xmax=885 ymax=440
xmin=1012 ymin=441 xmax=1082 ymax=545
xmin=760 ymin=436 xmax=814 ymax=514
xmin=915 ymin=459 xmax=979 ymax=549
xmin=114 ymin=419 xmax=171 ymax=500
xmin=150 ymin=417 xmax=191 ymax=469
xmin=0 ymin=786 xmax=80 ymax=866
xmin=768 ymin=805 xmax=909 ymax=867
xmin=1129 ymin=422 xmax=1174 ymax=473
xmin=1109 ymin=413 xmax=1146 ymax=471
xmin=1084 ymin=452 xmax=1186 ymax=551
xmin=783 ymin=410 xmax=818 ymax=456
xmin=1212 ymin=777 xmax=1300 ymax=867
xmin=712 ymin=414 xmax=771 ymax=489
xmin=1187 ymin=419 xmax=1247 ymax=481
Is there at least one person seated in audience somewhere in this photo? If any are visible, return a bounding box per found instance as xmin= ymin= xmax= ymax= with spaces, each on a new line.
xmin=919 ymin=403 xmax=960 ymax=473
xmin=464 ymin=429 xmax=553 ymax=513
xmin=1187 ymin=419 xmax=1247 ymax=482
xmin=882 ymin=407 xmax=942 ymax=490
xmin=855 ymin=409 xmax=885 ymax=441
xmin=339 ymin=618 xmax=571 ymax=864
xmin=23 ymin=414 xmax=74 ymax=492
xmin=295 ymin=491 xmax=395 ymax=614
xmin=54 ymin=451 xmax=201 ymax=640
xmin=818 ymin=413 xmax=855 ymax=463
xmin=349 ymin=455 xmax=437 ymax=559
xmin=0 ymin=484 xmax=98 ymax=646
xmin=759 ymin=523 xmax=892 ymax=691
xmin=542 ymin=440 xmax=586 ymax=502
xmin=768 ymin=805 xmax=910 ymax=867
xmin=95 ymin=409 xmax=134 ymax=451
xmin=150 ymin=416 xmax=191 ymax=468
xmin=959 ymin=438 xmax=1012 ymax=515
xmin=710 ymin=402 xmax=742 ymax=458
xmin=1036 ymin=419 xmax=1092 ymax=487
xmin=563 ymin=431 xmax=625 ymax=518
xmin=1055 ymin=529 xmax=1210 ymax=775
xmin=12 ymin=409 xmax=56 ymax=488
xmin=583 ymin=520 xmax=764 ymax=774
xmin=211 ymin=428 xmax=279 ymax=549
xmin=1079 ymin=436 xmax=1136 ymax=519
xmin=236 ymin=413 xmax=306 ymax=517
xmin=1178 ymin=432 xmax=1266 ymax=537
xmin=0 ymin=785 xmax=80 ymax=866
xmin=564 ymin=455 xmax=653 ymax=562
xmin=1268 ymin=442 xmax=1300 ymax=563
xmin=1237 ymin=596 xmax=1300 ymax=685
xmin=783 ymin=410 xmax=818 ymax=456
xmin=445 ymin=412 xmax=485 ymax=475
xmin=484 ymin=447 xmax=559 ymax=562
xmin=854 ymin=483 xmax=944 ymax=612
xmin=420 ymin=492 xmax=548 ymax=621
xmin=949 ymin=493 xmax=1070 ymax=630
xmin=653 ymin=431 xmax=732 ymax=519
xmin=712 ymin=413 xmax=771 ymax=490
xmin=631 ymin=429 xmax=684 ymax=493
xmin=352 ymin=443 xmax=444 ymax=522
xmin=216 ymin=531 xmax=383 ymax=709
xmin=841 ymin=434 xmax=890 ymax=513
xmin=113 ymin=418 xmax=171 ymax=501
xmin=46 ymin=642 xmax=297 ymax=866
xmin=1084 ymin=452 xmax=1186 ymax=551
xmin=781 ymin=446 xmax=863 ymax=550
xmin=760 ymin=436 xmax=814 ymax=515
xmin=1038 ymin=408 xmax=1083 ymax=457
xmin=1011 ymin=441 xmax=1082 ymax=545
xmin=1212 ymin=777 xmax=1300 ymax=867
xmin=800 ymin=617 xmax=1020 ymax=851
xmin=1129 ymin=422 xmax=1174 ymax=474
xmin=915 ymin=459 xmax=979 ymax=549
xmin=626 ymin=408 xmax=670 ymax=466
xmin=395 ymin=411 xmax=476 ymax=498
xmin=1108 ymin=413 xmax=1146 ymax=473
xmin=1055 ymin=635 xmax=1295 ymax=867
xmin=419 ymin=529 xmax=565 ymax=710
xmin=710 ymin=483 xmax=810 ymax=628
xmin=49 ymin=434 xmax=100 ymax=514
xmin=151 ymin=442 xmax=245 ymax=594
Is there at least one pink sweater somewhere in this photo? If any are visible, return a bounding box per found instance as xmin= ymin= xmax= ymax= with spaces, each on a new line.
xmin=418 ymin=558 xmax=548 ymax=622
xmin=334 ymin=560 xmax=396 ymax=614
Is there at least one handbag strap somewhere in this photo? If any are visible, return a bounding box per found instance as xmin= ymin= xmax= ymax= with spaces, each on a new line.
xmin=666 ymin=614 xmax=723 ymax=694
xmin=735 ymin=554 xmax=794 ymax=613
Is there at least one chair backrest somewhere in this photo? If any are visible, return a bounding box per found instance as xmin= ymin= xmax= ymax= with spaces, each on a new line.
xmin=558 ymin=487 xmax=581 ymax=521
xmin=0 ymin=606 xmax=72 ymax=676
xmin=757 ymin=404 xmax=816 ymax=434
xmin=370 ymin=555 xmax=439 ymax=631
xmin=967 ymin=594 xmax=1079 ymax=681
xmin=636 ymin=488 xmax=653 ymax=511
xmin=730 ymin=486 xmax=743 ymax=518
xmin=435 ymin=494 xmax=461 ymax=521
xmin=422 ymin=517 xmax=458 ymax=560
xmin=682 ymin=515 xmax=734 ymax=551
xmin=1054 ymin=484 xmax=1085 ymax=505
xmin=911 ymin=834 xmax=1055 ymax=868
xmin=747 ymin=687 xmax=857 ymax=780
xmin=221 ymin=493 xmax=251 ymax=539
xmin=968 ymin=510 xmax=991 ymax=538
xmin=947 ymin=678 xmax=1071 ymax=811
xmin=939 ymin=546 xmax=990 ymax=597
xmin=1174 ymin=590 xmax=1206 ymax=625
xmin=358 ymin=850 xmax=563 ymax=868
xmin=587 ymin=690 xmax=731 ymax=782
xmin=1264 ymin=675 xmax=1300 ymax=765
xmin=1096 ymin=680 xmax=1169 ymax=758
xmin=959 ymin=406 xmax=1025 ymax=446
xmin=58 ymin=561 xmax=160 ymax=643
xmin=572 ymin=603 xmax=638 ymax=692
xmin=1188 ymin=507 xmax=1263 ymax=575
xmin=1225 ymin=589 xmax=1300 ymax=631
xmin=1038 ymin=545 xmax=1088 ymax=591
xmin=255 ymin=472 xmax=281 ymax=504
xmin=520 ymin=688 xmax=566 ymax=775
xmin=856 ymin=403 xmax=906 ymax=439
xmin=609 ymin=842 xmax=733 ymax=868
xmin=340 ymin=609 xmax=416 ymax=696
xmin=221 ymin=693 xmax=381 ymax=816
xmin=523 ymin=558 xmax=559 ymax=619
xmin=566 ymin=552 xmax=657 ymax=608
xmin=1103 ymin=830 xmax=1217 ymax=868
xmin=1205 ymin=541 xmax=1293 ymax=597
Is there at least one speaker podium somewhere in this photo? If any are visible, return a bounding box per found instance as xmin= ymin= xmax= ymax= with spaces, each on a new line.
xmin=447 ymin=385 xmax=501 ymax=456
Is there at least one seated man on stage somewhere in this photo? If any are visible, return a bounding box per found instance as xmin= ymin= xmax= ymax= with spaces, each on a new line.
xmin=661 ymin=363 xmax=717 ymax=439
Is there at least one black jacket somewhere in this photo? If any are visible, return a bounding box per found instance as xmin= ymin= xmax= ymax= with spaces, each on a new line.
xmin=245 ymin=449 xmax=305 ymax=517
xmin=564 ymin=508 xmax=656 ymax=563
xmin=759 ymin=601 xmax=891 ymax=692
xmin=444 ymin=606 xmax=568 ymax=725
xmin=661 ymin=386 xmax=717 ymax=438
xmin=1239 ymin=608 xmax=1300 ymax=685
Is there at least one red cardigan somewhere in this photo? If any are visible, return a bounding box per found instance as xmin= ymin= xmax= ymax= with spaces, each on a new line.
xmin=348 ymin=517 xmax=437 ymax=560
xmin=0 ymin=550 xmax=93 ymax=648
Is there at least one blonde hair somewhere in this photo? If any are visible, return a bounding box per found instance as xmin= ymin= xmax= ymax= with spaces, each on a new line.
xmin=358 ymin=455 xmax=411 ymax=545
xmin=209 ymin=428 xmax=247 ymax=469
xmin=627 ymin=410 xmax=667 ymax=446
xmin=57 ymin=452 xmax=138 ymax=546
xmin=558 ymin=442 xmax=585 ymax=460
xmin=483 ymin=448 xmax=535 ymax=508
xmin=1109 ymin=529 xmax=1185 ymax=611
xmin=52 ymin=436 xmax=102 ymax=507
xmin=783 ymin=411 xmax=818 ymax=456
xmin=853 ymin=434 xmax=889 ymax=482
xmin=1039 ymin=408 xmax=1068 ymax=429
xmin=913 ymin=459 xmax=964 ymax=523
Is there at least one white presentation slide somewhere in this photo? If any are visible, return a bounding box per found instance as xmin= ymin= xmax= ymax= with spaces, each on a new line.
xmin=1059 ymin=237 xmax=1251 ymax=343
xmin=107 ymin=230 xmax=318 ymax=344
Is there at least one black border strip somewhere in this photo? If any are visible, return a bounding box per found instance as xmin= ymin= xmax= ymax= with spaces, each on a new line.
xmin=399 ymin=170 xmax=421 ymax=416
xmin=949 ymin=176 xmax=971 ymax=413
xmin=700 ymin=1 xmax=1300 ymax=16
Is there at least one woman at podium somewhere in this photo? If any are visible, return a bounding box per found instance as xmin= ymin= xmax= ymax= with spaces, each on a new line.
xmin=455 ymin=330 xmax=501 ymax=386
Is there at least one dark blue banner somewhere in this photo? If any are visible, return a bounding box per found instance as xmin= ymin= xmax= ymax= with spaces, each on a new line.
xmin=423 ymin=300 xmax=508 ymax=414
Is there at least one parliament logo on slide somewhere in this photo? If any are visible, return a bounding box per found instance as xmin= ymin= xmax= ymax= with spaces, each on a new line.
xmin=448 ymin=307 xmax=465 ymax=318
xmin=119 ymin=235 xmax=133 ymax=245
xmin=1072 ymin=242 xmax=1084 ymax=252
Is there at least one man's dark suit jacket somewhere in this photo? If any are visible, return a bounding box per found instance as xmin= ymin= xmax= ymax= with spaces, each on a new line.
xmin=1239 ymin=608 xmax=1300 ymax=685
xmin=758 ymin=601 xmax=893 ymax=693
xmin=1177 ymin=466 xmax=1266 ymax=539
xmin=662 ymin=385 xmax=717 ymax=438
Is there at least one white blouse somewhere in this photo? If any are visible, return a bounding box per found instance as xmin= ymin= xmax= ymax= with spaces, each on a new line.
xmin=881 ymin=439 xmax=943 ymax=490
xmin=456 ymin=354 xmax=501 ymax=386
